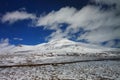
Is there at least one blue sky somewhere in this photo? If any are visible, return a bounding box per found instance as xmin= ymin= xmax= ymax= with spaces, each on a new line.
xmin=0 ymin=0 xmax=120 ymax=48
xmin=0 ymin=0 xmax=88 ymax=45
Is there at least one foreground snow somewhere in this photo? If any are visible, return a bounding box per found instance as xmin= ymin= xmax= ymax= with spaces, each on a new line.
xmin=0 ymin=52 xmax=120 ymax=67
xmin=0 ymin=61 xmax=120 ymax=80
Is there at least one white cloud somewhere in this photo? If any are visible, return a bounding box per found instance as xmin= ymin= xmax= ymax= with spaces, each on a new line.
xmin=1 ymin=11 xmax=36 ymax=24
xmin=104 ymin=40 xmax=116 ymax=48
xmin=13 ymin=37 xmax=23 ymax=41
xmin=46 ymin=29 xmax=68 ymax=41
xmin=102 ymin=40 xmax=120 ymax=48
xmin=36 ymin=0 xmax=120 ymax=47
xmin=0 ymin=38 xmax=9 ymax=47
xmin=0 ymin=38 xmax=15 ymax=54
xmin=92 ymin=0 xmax=120 ymax=12
xmin=93 ymin=0 xmax=120 ymax=6
xmin=79 ymin=27 xmax=120 ymax=43
xmin=37 ymin=5 xmax=120 ymax=31
xmin=93 ymin=0 xmax=120 ymax=5
xmin=116 ymin=42 xmax=120 ymax=48
xmin=37 ymin=7 xmax=77 ymax=30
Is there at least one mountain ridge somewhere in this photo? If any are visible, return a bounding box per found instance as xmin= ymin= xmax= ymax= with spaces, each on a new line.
xmin=0 ymin=38 xmax=120 ymax=54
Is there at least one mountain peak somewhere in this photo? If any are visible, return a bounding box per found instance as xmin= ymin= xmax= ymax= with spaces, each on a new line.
xmin=49 ymin=38 xmax=75 ymax=44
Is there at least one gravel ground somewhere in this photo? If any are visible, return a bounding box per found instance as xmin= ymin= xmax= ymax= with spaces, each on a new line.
xmin=0 ymin=61 xmax=120 ymax=80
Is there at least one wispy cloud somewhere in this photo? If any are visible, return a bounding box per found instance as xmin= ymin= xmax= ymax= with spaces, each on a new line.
xmin=0 ymin=38 xmax=15 ymax=54
xmin=1 ymin=10 xmax=36 ymax=24
xmin=0 ymin=38 xmax=9 ymax=47
xmin=13 ymin=37 xmax=23 ymax=41
xmin=36 ymin=0 xmax=120 ymax=47
xmin=93 ymin=0 xmax=120 ymax=8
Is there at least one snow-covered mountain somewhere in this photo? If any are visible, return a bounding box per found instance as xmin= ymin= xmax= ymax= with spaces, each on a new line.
xmin=0 ymin=39 xmax=120 ymax=80
xmin=3 ymin=38 xmax=118 ymax=55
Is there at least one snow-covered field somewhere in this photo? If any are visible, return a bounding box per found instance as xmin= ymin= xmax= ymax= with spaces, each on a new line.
xmin=0 ymin=52 xmax=120 ymax=67
xmin=0 ymin=39 xmax=120 ymax=80
xmin=0 ymin=61 xmax=120 ymax=80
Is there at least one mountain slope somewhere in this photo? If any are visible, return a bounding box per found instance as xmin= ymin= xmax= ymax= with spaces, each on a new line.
xmin=0 ymin=38 xmax=119 ymax=56
xmin=10 ymin=39 xmax=119 ymax=54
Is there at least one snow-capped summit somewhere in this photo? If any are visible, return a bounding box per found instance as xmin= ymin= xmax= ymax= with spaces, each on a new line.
xmin=49 ymin=38 xmax=75 ymax=44
xmin=44 ymin=38 xmax=76 ymax=49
